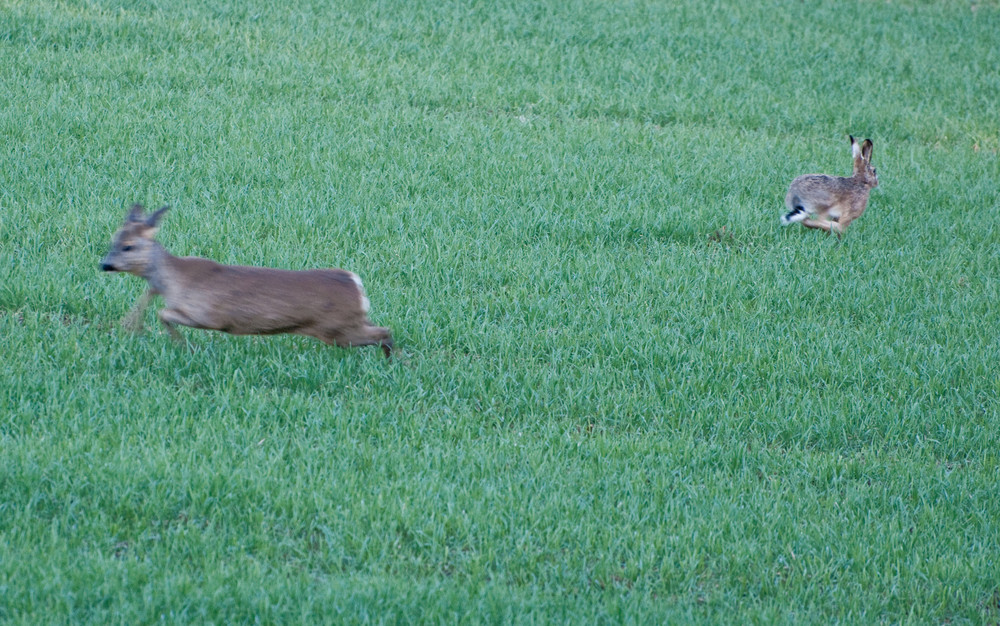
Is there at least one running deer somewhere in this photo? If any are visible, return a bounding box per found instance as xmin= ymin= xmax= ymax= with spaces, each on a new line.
xmin=101 ymin=204 xmax=393 ymax=357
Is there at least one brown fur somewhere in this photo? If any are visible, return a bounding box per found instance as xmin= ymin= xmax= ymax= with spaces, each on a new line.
xmin=782 ymin=136 xmax=878 ymax=237
xmin=101 ymin=205 xmax=392 ymax=357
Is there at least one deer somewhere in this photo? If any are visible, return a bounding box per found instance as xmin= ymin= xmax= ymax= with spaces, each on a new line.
xmin=101 ymin=204 xmax=393 ymax=358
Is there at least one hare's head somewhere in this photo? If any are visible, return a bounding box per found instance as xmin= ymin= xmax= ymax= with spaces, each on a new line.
xmin=100 ymin=204 xmax=170 ymax=275
xmin=850 ymin=136 xmax=878 ymax=189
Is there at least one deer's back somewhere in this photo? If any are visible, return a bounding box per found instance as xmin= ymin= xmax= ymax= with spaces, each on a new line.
xmin=163 ymin=256 xmax=367 ymax=332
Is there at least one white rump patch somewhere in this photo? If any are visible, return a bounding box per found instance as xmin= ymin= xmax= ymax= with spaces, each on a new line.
xmin=782 ymin=207 xmax=808 ymax=225
xmin=348 ymin=272 xmax=371 ymax=313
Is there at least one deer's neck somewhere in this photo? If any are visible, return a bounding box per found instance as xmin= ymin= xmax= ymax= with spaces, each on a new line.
xmin=142 ymin=242 xmax=177 ymax=295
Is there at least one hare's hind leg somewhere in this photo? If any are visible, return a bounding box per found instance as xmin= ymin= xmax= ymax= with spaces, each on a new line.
xmin=801 ymin=217 xmax=842 ymax=237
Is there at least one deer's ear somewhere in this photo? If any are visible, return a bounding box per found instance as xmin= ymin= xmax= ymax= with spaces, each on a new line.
xmin=126 ymin=204 xmax=145 ymax=223
xmin=146 ymin=205 xmax=170 ymax=228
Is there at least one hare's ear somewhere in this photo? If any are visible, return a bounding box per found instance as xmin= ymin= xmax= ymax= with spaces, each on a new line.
xmin=850 ymin=135 xmax=862 ymax=160
xmin=861 ymin=139 xmax=874 ymax=162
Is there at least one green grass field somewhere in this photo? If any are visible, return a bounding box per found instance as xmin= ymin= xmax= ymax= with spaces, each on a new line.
xmin=2 ymin=0 xmax=999 ymax=622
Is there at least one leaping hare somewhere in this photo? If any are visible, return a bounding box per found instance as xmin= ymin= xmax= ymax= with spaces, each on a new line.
xmin=781 ymin=135 xmax=878 ymax=236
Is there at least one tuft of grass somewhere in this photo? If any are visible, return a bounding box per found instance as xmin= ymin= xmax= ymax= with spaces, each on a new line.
xmin=1 ymin=0 xmax=999 ymax=622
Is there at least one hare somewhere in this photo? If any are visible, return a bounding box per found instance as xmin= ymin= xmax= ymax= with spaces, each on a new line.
xmin=781 ymin=135 xmax=878 ymax=236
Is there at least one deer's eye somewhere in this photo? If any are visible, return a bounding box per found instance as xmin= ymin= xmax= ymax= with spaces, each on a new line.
xmin=122 ymin=245 xmax=134 ymax=252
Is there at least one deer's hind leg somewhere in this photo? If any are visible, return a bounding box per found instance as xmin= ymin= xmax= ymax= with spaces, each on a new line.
xmin=319 ymin=324 xmax=393 ymax=358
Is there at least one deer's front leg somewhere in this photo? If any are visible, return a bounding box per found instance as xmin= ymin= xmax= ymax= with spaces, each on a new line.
xmin=157 ymin=308 xmax=198 ymax=342
xmin=121 ymin=290 xmax=155 ymax=333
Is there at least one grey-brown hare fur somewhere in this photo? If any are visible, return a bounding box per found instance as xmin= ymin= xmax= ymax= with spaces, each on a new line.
xmin=782 ymin=136 xmax=878 ymax=236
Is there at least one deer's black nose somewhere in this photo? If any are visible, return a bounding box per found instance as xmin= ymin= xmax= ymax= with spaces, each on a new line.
xmin=101 ymin=263 xmax=116 ymax=272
